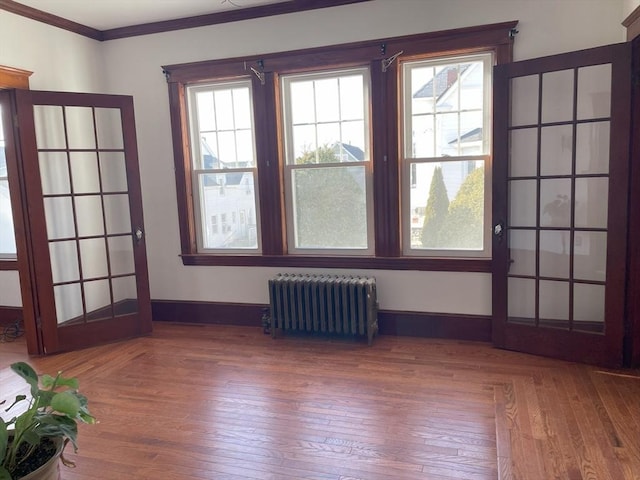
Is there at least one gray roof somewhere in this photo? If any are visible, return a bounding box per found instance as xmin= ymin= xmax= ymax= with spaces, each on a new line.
xmin=413 ymin=64 xmax=471 ymax=101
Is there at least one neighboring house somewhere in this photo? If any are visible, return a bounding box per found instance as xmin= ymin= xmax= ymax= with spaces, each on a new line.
xmin=200 ymin=138 xmax=257 ymax=249
xmin=333 ymin=142 xmax=365 ymax=162
xmin=410 ymin=62 xmax=485 ymax=230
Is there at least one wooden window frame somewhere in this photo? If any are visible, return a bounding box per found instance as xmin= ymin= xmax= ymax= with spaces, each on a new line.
xmin=0 ymin=65 xmax=32 ymax=270
xmin=163 ymin=21 xmax=516 ymax=272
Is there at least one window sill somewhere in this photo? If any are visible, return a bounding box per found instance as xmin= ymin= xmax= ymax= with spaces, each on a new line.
xmin=180 ymin=254 xmax=491 ymax=272
xmin=0 ymin=259 xmax=18 ymax=271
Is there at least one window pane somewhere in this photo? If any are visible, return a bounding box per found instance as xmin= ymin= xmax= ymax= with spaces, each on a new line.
xmin=291 ymin=166 xmax=368 ymax=249
xmin=189 ymin=81 xmax=260 ymax=253
xmin=411 ymin=114 xmax=435 ymax=158
xmin=285 ymin=70 xmax=368 ymax=166
xmin=406 ymin=58 xmax=488 ymax=160
xmin=199 ymin=172 xmax=258 ymax=250
xmin=0 ymin=178 xmax=16 ymax=255
xmin=191 ymin=83 xmax=255 ymax=168
xmin=314 ymin=78 xmax=340 ymax=123
xmin=409 ymin=161 xmax=484 ymax=250
xmin=0 ymin=106 xmax=15 ymax=256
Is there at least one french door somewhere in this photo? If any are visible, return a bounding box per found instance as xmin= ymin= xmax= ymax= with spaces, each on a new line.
xmin=10 ymin=90 xmax=152 ymax=354
xmin=492 ymin=43 xmax=632 ymax=367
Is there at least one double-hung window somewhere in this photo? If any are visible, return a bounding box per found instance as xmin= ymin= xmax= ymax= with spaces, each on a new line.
xmin=165 ymin=22 xmax=515 ymax=269
xmin=402 ymin=53 xmax=493 ymax=257
xmin=281 ymin=68 xmax=373 ymax=255
xmin=187 ymin=80 xmax=260 ymax=253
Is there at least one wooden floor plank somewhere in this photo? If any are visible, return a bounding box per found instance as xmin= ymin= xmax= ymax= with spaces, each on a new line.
xmin=2 ymin=323 xmax=640 ymax=479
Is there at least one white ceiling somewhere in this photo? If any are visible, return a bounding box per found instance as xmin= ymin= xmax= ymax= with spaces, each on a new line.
xmin=15 ymin=0 xmax=287 ymax=31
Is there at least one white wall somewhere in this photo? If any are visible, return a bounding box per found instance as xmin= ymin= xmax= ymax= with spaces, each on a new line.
xmin=99 ymin=0 xmax=625 ymax=315
xmin=0 ymin=0 xmax=627 ymax=315
xmin=0 ymin=10 xmax=106 ymax=307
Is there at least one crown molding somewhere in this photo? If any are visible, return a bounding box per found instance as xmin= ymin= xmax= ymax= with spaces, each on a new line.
xmin=0 ymin=0 xmax=372 ymax=42
xmin=0 ymin=0 xmax=103 ymax=40
xmin=623 ymin=4 xmax=640 ymax=41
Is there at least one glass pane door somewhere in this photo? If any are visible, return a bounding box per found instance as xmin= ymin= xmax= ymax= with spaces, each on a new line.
xmin=14 ymin=90 xmax=152 ymax=354
xmin=492 ymin=43 xmax=631 ymax=367
xmin=35 ymin=105 xmax=138 ymax=326
xmin=508 ymin=65 xmax=611 ymax=333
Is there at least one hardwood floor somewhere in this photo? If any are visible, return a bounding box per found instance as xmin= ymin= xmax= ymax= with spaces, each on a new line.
xmin=2 ymin=323 xmax=640 ymax=479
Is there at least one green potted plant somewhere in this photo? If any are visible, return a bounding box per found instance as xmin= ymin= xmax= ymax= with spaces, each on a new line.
xmin=0 ymin=362 xmax=96 ymax=480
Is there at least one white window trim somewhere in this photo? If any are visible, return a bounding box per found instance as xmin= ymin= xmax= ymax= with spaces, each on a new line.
xmin=401 ymin=52 xmax=494 ymax=258
xmin=186 ymin=80 xmax=262 ymax=254
xmin=280 ymin=67 xmax=375 ymax=256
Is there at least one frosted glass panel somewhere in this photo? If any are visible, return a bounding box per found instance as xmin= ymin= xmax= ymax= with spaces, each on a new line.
xmin=70 ymin=152 xmax=100 ymax=194
xmin=539 ymin=230 xmax=570 ymax=278
xmin=100 ymin=152 xmax=128 ymax=192
xmin=49 ymin=241 xmax=79 ymax=284
xmin=576 ymin=122 xmax=609 ymax=175
xmin=95 ymin=108 xmax=123 ymax=149
xmin=510 ymin=75 xmax=538 ymax=126
xmin=575 ymin=177 xmax=608 ymax=228
xmin=44 ymin=197 xmax=75 ymax=239
xmin=75 ymin=196 xmax=104 ymax=237
xmin=113 ymin=275 xmax=138 ymax=312
xmin=509 ymin=128 xmax=537 ymax=177
xmin=108 ymin=236 xmax=135 ymax=276
xmin=66 ymin=107 xmax=96 ymax=149
xmin=509 ymin=180 xmax=537 ymax=227
xmin=79 ymin=238 xmax=108 ymax=279
xmin=54 ymin=283 xmax=83 ymax=324
xmin=33 ymin=106 xmax=66 ymax=149
xmin=39 ymin=152 xmax=70 ymax=195
xmin=577 ymin=64 xmax=611 ymax=120
xmin=84 ymin=279 xmax=111 ymax=322
xmin=539 ymin=280 xmax=569 ymax=325
xmin=508 ymin=277 xmax=536 ymax=322
xmin=540 ymin=125 xmax=573 ymax=176
xmin=541 ymin=70 xmax=574 ymax=123
xmin=574 ymin=283 xmax=605 ymax=332
xmin=508 ymin=230 xmax=536 ymax=276
xmin=104 ymin=194 xmax=132 ymax=234
xmin=574 ymin=231 xmax=607 ymax=282
xmin=540 ymin=179 xmax=571 ymax=227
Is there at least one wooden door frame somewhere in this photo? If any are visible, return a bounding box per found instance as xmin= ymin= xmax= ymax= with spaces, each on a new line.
xmin=625 ymin=34 xmax=640 ymax=366
xmin=0 ymin=89 xmax=42 ymax=354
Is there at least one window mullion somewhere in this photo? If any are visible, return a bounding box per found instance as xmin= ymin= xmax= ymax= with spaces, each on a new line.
xmin=371 ymin=58 xmax=400 ymax=257
xmin=252 ymin=72 xmax=284 ymax=255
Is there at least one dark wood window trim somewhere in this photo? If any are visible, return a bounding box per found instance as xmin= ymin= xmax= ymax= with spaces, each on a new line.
xmin=163 ymin=21 xmax=517 ymax=272
xmin=0 ymin=65 xmax=31 ymax=271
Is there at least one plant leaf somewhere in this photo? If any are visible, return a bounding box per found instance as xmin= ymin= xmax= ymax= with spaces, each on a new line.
xmin=51 ymin=392 xmax=81 ymax=417
xmin=22 ymin=430 xmax=40 ymax=446
xmin=0 ymin=466 xmax=12 ymax=480
xmin=11 ymin=362 xmax=39 ymax=396
xmin=56 ymin=376 xmax=79 ymax=389
xmin=0 ymin=420 xmax=7 ymax=466
xmin=41 ymin=374 xmax=78 ymax=390
xmin=35 ymin=415 xmax=79 ymax=450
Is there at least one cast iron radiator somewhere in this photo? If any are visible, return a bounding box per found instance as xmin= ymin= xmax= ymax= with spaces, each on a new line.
xmin=268 ymin=273 xmax=378 ymax=345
